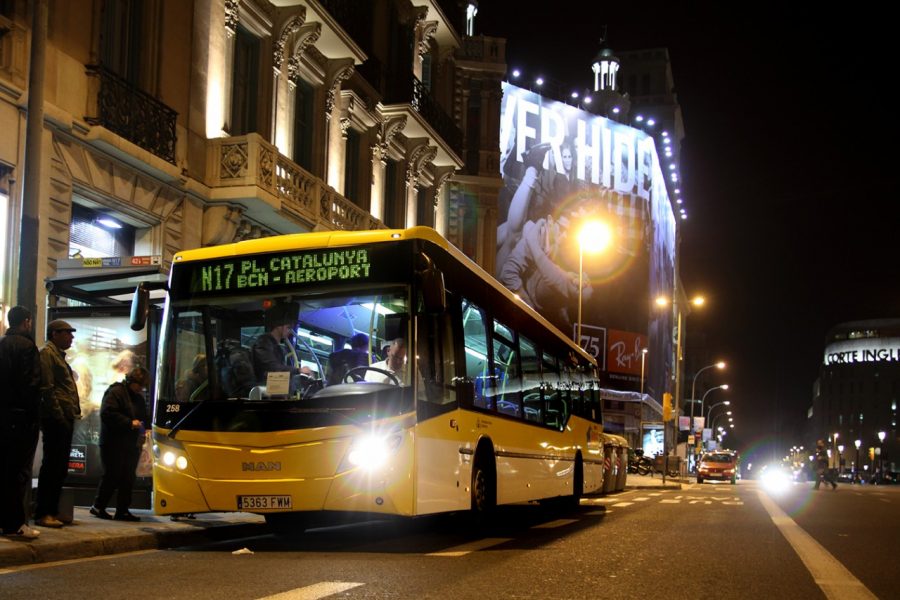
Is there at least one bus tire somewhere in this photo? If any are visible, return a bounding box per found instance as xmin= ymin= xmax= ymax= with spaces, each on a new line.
xmin=471 ymin=447 xmax=496 ymax=518
xmin=564 ymin=453 xmax=584 ymax=510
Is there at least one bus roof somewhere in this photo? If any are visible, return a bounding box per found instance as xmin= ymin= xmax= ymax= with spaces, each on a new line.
xmin=172 ymin=226 xmax=595 ymax=364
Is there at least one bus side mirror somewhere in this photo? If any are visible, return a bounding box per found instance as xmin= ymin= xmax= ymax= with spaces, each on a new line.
xmin=130 ymin=282 xmax=150 ymax=331
xmin=415 ymin=252 xmax=445 ymax=314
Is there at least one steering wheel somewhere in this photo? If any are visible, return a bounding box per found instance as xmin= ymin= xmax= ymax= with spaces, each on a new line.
xmin=343 ymin=366 xmax=400 ymax=386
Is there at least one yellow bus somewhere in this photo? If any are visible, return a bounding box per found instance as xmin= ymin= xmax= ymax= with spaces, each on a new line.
xmin=131 ymin=227 xmax=606 ymax=530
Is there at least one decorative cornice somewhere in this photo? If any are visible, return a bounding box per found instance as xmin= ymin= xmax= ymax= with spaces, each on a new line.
xmin=273 ymin=13 xmax=305 ymax=69
xmin=324 ymin=59 xmax=355 ymax=117
xmin=372 ymin=115 xmax=408 ymax=165
xmin=224 ymin=0 xmax=241 ymax=36
xmin=433 ymin=167 xmax=455 ymax=201
xmin=418 ymin=21 xmax=439 ymax=57
xmin=406 ymin=142 xmax=437 ymax=188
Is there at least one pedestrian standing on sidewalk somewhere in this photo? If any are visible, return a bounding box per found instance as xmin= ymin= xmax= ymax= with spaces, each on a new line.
xmin=90 ymin=366 xmax=149 ymax=522
xmin=0 ymin=307 xmax=43 ymax=540
xmin=813 ymin=439 xmax=837 ymax=491
xmin=35 ymin=320 xmax=81 ymax=528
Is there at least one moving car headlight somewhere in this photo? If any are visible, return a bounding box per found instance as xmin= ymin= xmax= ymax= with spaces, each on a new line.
xmin=346 ymin=433 xmax=402 ymax=471
xmin=761 ymin=466 xmax=791 ymax=494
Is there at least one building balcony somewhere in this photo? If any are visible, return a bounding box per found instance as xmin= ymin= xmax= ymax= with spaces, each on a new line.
xmin=207 ymin=133 xmax=384 ymax=233
xmin=84 ymin=64 xmax=177 ymax=164
xmin=382 ymin=71 xmax=463 ymax=169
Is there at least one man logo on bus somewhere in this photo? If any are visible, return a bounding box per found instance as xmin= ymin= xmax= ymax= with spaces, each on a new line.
xmin=241 ymin=461 xmax=282 ymax=472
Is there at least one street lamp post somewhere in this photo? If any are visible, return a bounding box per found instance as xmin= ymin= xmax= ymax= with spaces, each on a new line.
xmin=700 ymin=384 xmax=729 ymax=431
xmin=687 ymin=361 xmax=725 ymax=467
xmin=878 ymin=431 xmax=886 ymax=482
xmin=655 ymin=294 xmax=706 ymax=480
xmin=854 ymin=439 xmax=861 ymax=482
xmin=838 ymin=444 xmax=845 ymax=476
xmin=575 ymin=221 xmax=611 ymax=345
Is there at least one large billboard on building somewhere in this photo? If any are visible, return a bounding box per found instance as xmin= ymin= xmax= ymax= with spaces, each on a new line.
xmin=497 ymin=82 xmax=676 ymax=395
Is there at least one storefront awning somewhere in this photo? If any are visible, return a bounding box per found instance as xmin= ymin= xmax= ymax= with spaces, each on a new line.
xmin=46 ymin=256 xmax=168 ymax=306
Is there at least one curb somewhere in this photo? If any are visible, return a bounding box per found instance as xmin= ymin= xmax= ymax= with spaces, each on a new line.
xmin=0 ymin=521 xmax=267 ymax=569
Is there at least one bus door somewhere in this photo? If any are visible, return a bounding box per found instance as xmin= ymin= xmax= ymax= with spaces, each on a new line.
xmin=413 ymin=292 xmax=466 ymax=514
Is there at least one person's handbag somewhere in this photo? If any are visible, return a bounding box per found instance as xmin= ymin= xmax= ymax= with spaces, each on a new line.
xmin=135 ymin=430 xmax=153 ymax=477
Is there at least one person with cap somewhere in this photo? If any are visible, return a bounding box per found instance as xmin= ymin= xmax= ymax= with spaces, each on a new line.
xmin=252 ymin=302 xmax=301 ymax=386
xmin=0 ymin=306 xmax=42 ymax=540
xmin=90 ymin=366 xmax=150 ymax=521
xmin=34 ymin=319 xmax=81 ymax=528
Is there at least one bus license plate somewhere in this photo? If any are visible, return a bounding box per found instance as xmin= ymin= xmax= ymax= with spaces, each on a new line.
xmin=237 ymin=495 xmax=292 ymax=510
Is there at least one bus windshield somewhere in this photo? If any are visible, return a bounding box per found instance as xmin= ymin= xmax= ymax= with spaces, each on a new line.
xmin=155 ymin=285 xmax=412 ymax=433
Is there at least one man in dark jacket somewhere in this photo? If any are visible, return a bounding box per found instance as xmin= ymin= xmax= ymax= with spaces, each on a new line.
xmin=813 ymin=439 xmax=838 ymax=491
xmin=0 ymin=307 xmax=42 ymax=539
xmin=35 ymin=319 xmax=81 ymax=528
xmin=90 ymin=366 xmax=150 ymax=521
xmin=326 ymin=333 xmax=370 ymax=384
xmin=252 ymin=302 xmax=300 ymax=387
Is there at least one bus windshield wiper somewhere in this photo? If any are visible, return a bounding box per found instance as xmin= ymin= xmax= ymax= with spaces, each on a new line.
xmin=167 ymin=397 xmax=209 ymax=439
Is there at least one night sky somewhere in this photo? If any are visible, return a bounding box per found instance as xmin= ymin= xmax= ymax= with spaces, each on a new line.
xmin=475 ymin=3 xmax=899 ymax=458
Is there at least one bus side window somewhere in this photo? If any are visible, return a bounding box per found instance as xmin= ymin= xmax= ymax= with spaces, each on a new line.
xmin=491 ymin=319 xmax=521 ymax=418
xmin=520 ymin=336 xmax=541 ymax=423
xmin=542 ymin=352 xmax=561 ymax=428
xmin=415 ymin=298 xmax=457 ymax=417
xmin=461 ymin=299 xmax=491 ymax=410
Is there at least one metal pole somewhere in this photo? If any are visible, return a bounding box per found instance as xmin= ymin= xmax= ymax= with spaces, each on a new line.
xmin=576 ymin=245 xmax=583 ymax=344
xmin=18 ymin=0 xmax=48 ymax=323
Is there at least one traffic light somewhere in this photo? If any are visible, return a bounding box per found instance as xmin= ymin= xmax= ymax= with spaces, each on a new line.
xmin=869 ymin=447 xmax=875 ymax=461
xmin=663 ymin=393 xmax=672 ymax=422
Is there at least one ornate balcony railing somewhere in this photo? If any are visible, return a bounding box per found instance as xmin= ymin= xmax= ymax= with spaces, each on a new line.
xmin=209 ymin=133 xmax=383 ymax=232
xmin=85 ymin=64 xmax=177 ymax=164
xmin=384 ymin=72 xmax=462 ymax=157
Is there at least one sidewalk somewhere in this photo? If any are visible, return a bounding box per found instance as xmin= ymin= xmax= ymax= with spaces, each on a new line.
xmin=0 ymin=507 xmax=266 ymax=569
xmin=625 ymin=472 xmax=685 ymax=490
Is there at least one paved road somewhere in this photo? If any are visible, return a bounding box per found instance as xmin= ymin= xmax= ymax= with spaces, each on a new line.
xmin=1 ymin=481 xmax=894 ymax=599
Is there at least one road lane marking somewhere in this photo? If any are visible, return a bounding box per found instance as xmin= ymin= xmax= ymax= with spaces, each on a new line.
xmin=426 ymin=537 xmax=512 ymax=557
xmin=584 ymin=510 xmax=607 ymax=516
xmin=256 ymin=582 xmax=364 ymax=600
xmin=757 ymin=490 xmax=878 ymax=599
xmin=531 ymin=519 xmax=578 ymax=529
xmin=0 ymin=549 xmax=157 ymax=576
xmin=611 ymin=502 xmax=634 ymax=508
xmin=660 ymin=499 xmax=680 ymax=503
xmin=634 ymin=497 xmax=650 ymax=501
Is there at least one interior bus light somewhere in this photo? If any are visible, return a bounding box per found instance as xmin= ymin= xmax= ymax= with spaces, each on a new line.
xmin=361 ymin=303 xmax=397 ymax=316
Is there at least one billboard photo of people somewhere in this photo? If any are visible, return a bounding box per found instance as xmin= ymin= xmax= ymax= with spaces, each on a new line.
xmin=497 ymin=82 xmax=676 ymax=390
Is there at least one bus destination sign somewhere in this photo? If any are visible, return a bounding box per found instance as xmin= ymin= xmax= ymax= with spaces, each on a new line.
xmin=192 ymin=248 xmax=373 ymax=294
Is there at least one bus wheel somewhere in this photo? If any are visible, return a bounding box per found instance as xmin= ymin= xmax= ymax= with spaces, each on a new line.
xmin=471 ymin=455 xmax=496 ymax=517
xmin=265 ymin=513 xmax=309 ymax=535
xmin=571 ymin=454 xmax=584 ymax=507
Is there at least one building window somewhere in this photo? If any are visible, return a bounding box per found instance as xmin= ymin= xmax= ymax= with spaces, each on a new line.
xmin=416 ymin=187 xmax=433 ymax=228
xmin=231 ymin=24 xmax=260 ymax=136
xmin=69 ymin=204 xmax=136 ymax=258
xmin=383 ymin=159 xmax=402 ymax=228
xmin=0 ymin=188 xmax=8 ymax=313
xmin=100 ymin=0 xmax=144 ymax=85
xmin=293 ymin=78 xmax=314 ymax=172
xmin=421 ymin=53 xmax=433 ymax=91
xmin=343 ymin=128 xmax=360 ymax=204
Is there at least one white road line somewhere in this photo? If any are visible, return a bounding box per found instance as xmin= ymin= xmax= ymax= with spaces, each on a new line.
xmin=532 ymin=519 xmax=578 ymax=529
xmin=0 ymin=549 xmax=157 ymax=576
xmin=757 ymin=490 xmax=877 ymax=599
xmin=634 ymin=497 xmax=650 ymax=502
xmin=426 ymin=537 xmax=512 ymax=557
xmin=255 ymin=582 xmax=364 ymax=600
xmin=612 ymin=502 xmax=634 ymax=508
xmin=648 ymin=493 xmax=662 ymax=496
xmin=659 ymin=499 xmax=680 ymax=504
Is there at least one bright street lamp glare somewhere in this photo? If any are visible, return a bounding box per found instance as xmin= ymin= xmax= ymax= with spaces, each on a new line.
xmin=655 ymin=296 xmax=669 ymax=307
xmin=691 ymin=296 xmax=706 ymax=307
xmin=578 ymin=220 xmax=612 ymax=253
xmin=721 ymin=384 xmax=729 ymax=390
xmin=716 ymin=361 xmax=726 ymax=369
xmin=724 ymin=400 xmax=731 ymax=405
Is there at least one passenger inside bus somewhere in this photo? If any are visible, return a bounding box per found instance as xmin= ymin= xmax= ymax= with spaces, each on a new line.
xmin=251 ymin=302 xmax=302 ymax=388
xmin=365 ymin=338 xmax=407 ymax=384
xmin=326 ymin=333 xmax=370 ymax=384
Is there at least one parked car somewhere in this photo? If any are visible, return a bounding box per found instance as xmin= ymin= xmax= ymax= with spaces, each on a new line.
xmin=697 ymin=451 xmax=738 ymax=484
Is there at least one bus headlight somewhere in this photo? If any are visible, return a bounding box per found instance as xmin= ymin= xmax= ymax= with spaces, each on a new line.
xmin=162 ymin=450 xmax=190 ymax=471
xmin=345 ymin=433 xmax=402 ymax=471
